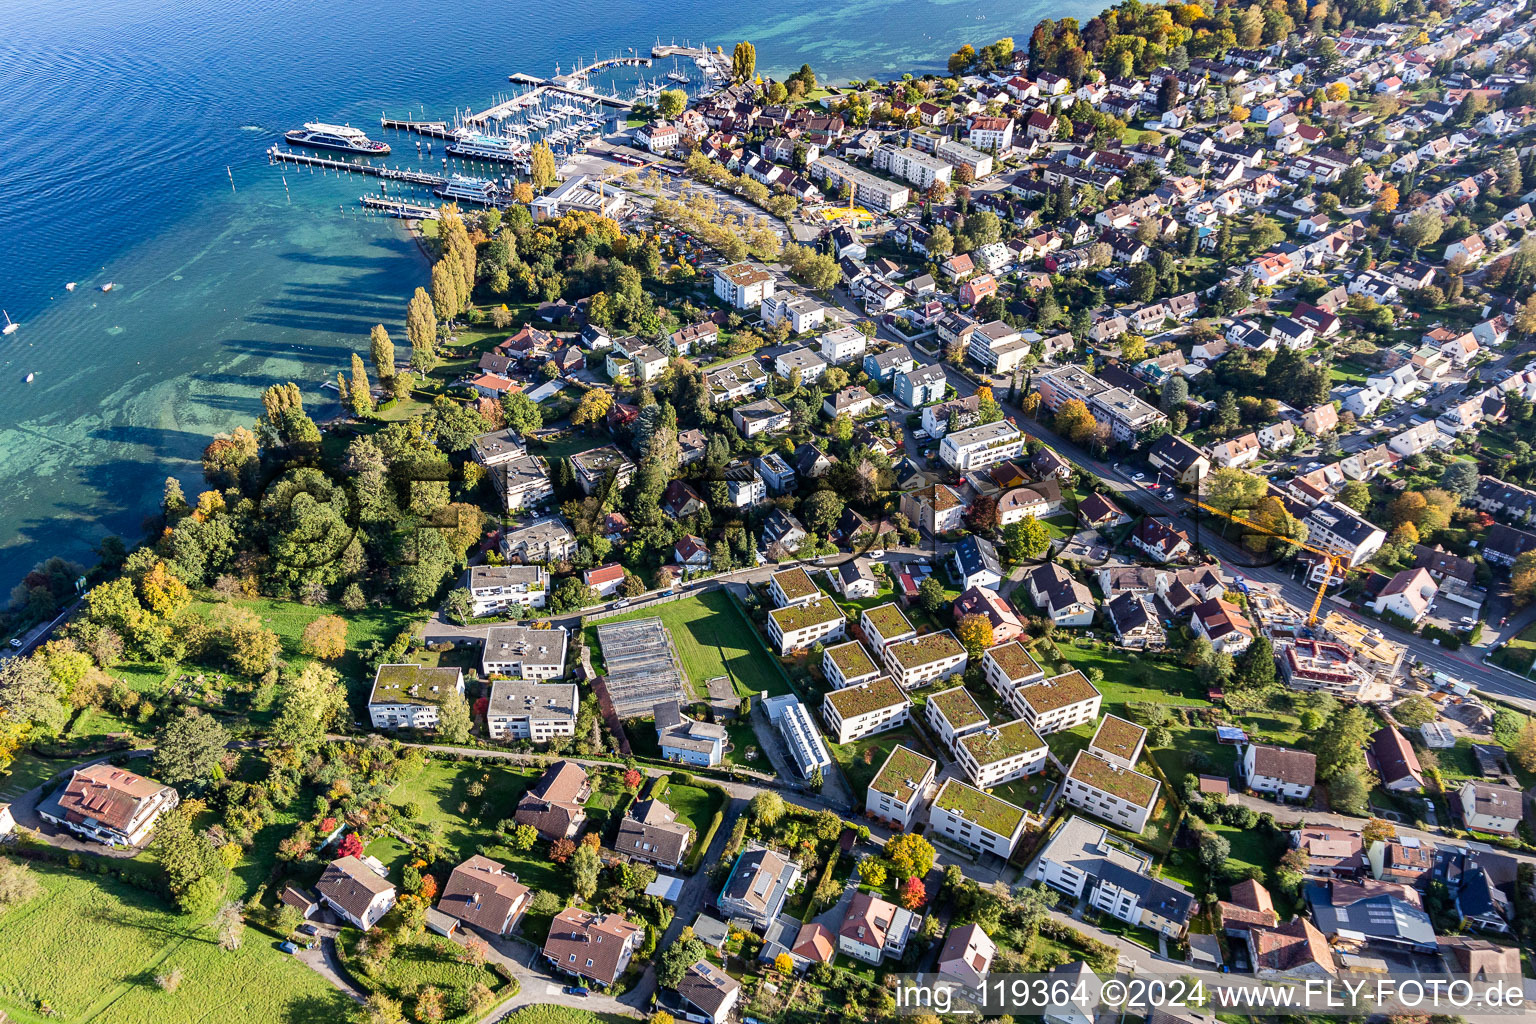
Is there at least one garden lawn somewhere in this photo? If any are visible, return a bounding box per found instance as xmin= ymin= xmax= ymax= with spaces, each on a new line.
xmin=186 ymin=595 xmax=423 ymax=712
xmin=0 ymin=752 xmax=66 ymax=803
xmin=340 ymin=931 xmax=504 ymax=1016
xmin=371 ymin=760 xmax=565 ymax=894
xmin=527 ymin=433 xmax=612 ymax=461
xmin=1043 ymin=640 xmax=1209 ymax=710
xmin=587 ymin=590 xmax=794 ymax=699
xmin=827 ymin=727 xmax=928 ymax=797
xmin=662 ymin=782 xmax=725 ymax=838
xmin=0 ymin=861 xmax=349 ymax=1024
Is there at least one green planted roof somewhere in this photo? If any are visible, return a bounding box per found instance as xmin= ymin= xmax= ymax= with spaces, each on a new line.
xmin=869 ymin=745 xmax=937 ymax=804
xmin=769 ymin=598 xmax=844 ymax=633
xmin=930 ymin=686 xmax=986 ymax=729
xmin=887 ymin=631 xmax=964 ymax=669
xmin=932 ymin=778 xmax=1026 ymax=837
xmin=960 ymin=718 xmax=1047 ymax=765
xmin=862 ymin=603 xmax=915 ymax=639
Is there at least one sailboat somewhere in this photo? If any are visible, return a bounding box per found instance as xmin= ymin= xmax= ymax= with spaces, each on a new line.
xmin=1 ymin=311 xmax=17 ymax=336
xmin=65 ymin=282 xmax=76 ymax=291
xmin=100 ymin=282 xmax=116 ymax=292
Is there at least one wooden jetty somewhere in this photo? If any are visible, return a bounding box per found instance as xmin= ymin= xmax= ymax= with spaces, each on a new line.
xmin=268 ymin=147 xmax=446 ymax=187
xmin=360 ymin=195 xmax=441 ymax=219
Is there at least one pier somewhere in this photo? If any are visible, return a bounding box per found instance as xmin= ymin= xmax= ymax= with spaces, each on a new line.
xmin=360 ymin=195 xmax=442 ymax=219
xmin=268 ymin=147 xmax=447 ymax=187
xmin=497 ymin=76 xmax=634 ymax=111
xmin=379 ymin=117 xmax=456 ymax=139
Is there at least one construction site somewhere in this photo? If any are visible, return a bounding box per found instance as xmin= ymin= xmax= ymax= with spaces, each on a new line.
xmin=594 ymin=617 xmax=688 ymax=718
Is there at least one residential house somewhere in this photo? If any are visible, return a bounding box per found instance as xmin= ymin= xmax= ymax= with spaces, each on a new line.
xmin=616 ymin=798 xmax=694 ymax=870
xmin=1458 ymin=783 xmax=1522 ymax=834
xmin=1371 ymin=567 xmax=1438 ymax=623
xmin=514 ymin=761 xmax=590 ymax=840
xmin=1242 ymin=744 xmax=1316 ymax=801
xmin=654 ymin=701 xmax=726 ymax=767
xmin=316 ymin=856 xmax=397 ymax=931
xmin=717 ymin=844 xmax=802 ymax=930
xmin=1024 ymin=563 xmax=1096 ymax=627
xmin=38 ymin=764 xmax=179 ymax=848
xmin=838 ymin=891 xmax=914 ymax=964
xmin=438 ymin=855 xmax=530 ymax=936
xmin=543 ymin=908 xmax=643 ymax=988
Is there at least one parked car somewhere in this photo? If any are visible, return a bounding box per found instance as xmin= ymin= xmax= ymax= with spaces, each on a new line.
xmin=6 ymin=638 xmax=20 ymax=648
xmin=563 ymin=986 xmax=589 ymax=997
xmin=298 ymin=923 xmax=319 ymax=935
xmin=279 ymin=941 xmax=299 ymax=954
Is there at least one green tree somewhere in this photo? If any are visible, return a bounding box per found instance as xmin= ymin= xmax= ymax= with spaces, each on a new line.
xmin=406 ymin=286 xmax=437 ymax=367
xmin=918 ymin=575 xmax=946 ymax=612
xmin=347 ymin=353 xmax=374 ymax=416
xmin=1337 ymin=480 xmax=1372 ymax=513
xmin=1392 ymin=695 xmax=1436 ymax=730
xmin=443 ymin=588 xmax=474 ymax=626
xmin=749 ymin=791 xmax=785 ymax=826
xmin=369 ymin=324 xmax=395 ymax=381
xmin=731 ymin=41 xmax=757 ymax=82
xmin=803 ymin=490 xmax=844 ymax=535
xmin=1198 ymin=830 xmax=1230 ymax=870
xmin=885 ymin=833 xmax=936 ymax=879
xmin=271 ymin=662 xmax=348 ymax=751
xmin=438 ymin=690 xmax=472 ymax=744
xmin=152 ymin=708 xmax=230 ymax=786
xmin=1397 ymin=209 xmax=1444 ymax=253
xmin=529 ymin=142 xmax=558 ymax=190
xmin=571 ymin=843 xmax=600 ymax=900
xmin=502 ymin=391 xmax=543 ymax=436
xmin=658 ymin=938 xmax=708 ymax=987
xmin=1315 ymin=706 xmax=1372 ymax=779
xmin=658 ymin=89 xmax=687 ymax=119
xmin=1001 ymin=517 xmax=1049 ymax=561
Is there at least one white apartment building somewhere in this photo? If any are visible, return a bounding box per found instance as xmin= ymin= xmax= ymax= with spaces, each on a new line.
xmin=928 ymin=778 xmax=1028 ymax=858
xmin=713 ymin=262 xmax=777 ymax=308
xmin=956 ymin=719 xmax=1050 ymax=787
xmin=467 ymin=564 xmax=549 ymax=616
xmin=769 ymin=567 xmax=822 ymax=608
xmin=873 ymin=145 xmax=954 ymax=189
xmin=368 ymin=665 xmax=465 ymax=731
xmin=766 ymin=598 xmax=846 ymax=654
xmin=940 ymin=420 xmax=1025 ymax=470
xmin=982 ymin=641 xmax=1046 ymax=701
xmin=925 ymin=685 xmax=989 ymax=747
xmin=1008 ymin=671 xmax=1102 ymax=735
xmin=822 ymin=676 xmax=910 ymax=744
xmin=1087 ymin=714 xmax=1147 ymax=770
xmin=884 ymin=631 xmax=967 ymax=688
xmin=810 ymin=156 xmax=911 ymax=212
xmin=1062 ymin=750 xmax=1161 ymax=833
xmin=486 ymin=680 xmax=578 ymax=742
xmin=865 ymin=746 xmax=937 ymax=829
xmin=1031 ymin=816 xmax=1193 ymax=937
xmin=822 ymin=640 xmax=882 ymax=689
xmin=860 ymin=603 xmax=916 ymax=653
xmin=761 ymin=294 xmax=827 ymax=334
xmin=819 ymin=325 xmax=868 ymax=364
xmin=481 ymin=625 xmax=569 ymax=680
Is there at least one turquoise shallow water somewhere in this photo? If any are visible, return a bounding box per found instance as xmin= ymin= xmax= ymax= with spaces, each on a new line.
xmin=0 ymin=0 xmax=1094 ymax=589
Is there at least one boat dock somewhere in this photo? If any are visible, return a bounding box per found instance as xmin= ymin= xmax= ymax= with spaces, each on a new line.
xmin=360 ymin=195 xmax=441 ymax=218
xmin=379 ymin=117 xmax=457 ymax=139
xmin=268 ymin=147 xmax=446 ymax=186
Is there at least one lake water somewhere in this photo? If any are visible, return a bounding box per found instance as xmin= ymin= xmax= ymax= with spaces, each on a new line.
xmin=0 ymin=0 xmax=1094 ymax=590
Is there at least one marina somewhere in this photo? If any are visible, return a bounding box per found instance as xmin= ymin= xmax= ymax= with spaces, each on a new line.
xmin=265 ymin=37 xmax=733 ymax=220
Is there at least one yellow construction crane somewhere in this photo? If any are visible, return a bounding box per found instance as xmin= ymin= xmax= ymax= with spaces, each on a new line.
xmin=1192 ymin=501 xmax=1353 ymax=626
